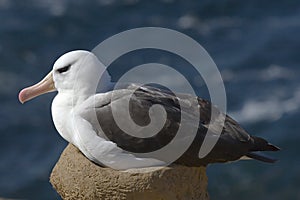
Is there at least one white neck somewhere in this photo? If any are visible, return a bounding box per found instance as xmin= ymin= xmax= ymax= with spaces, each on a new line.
xmin=51 ymin=69 xmax=112 ymax=143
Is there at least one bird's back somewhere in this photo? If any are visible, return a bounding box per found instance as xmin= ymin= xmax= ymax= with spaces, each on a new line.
xmin=92 ymin=84 xmax=279 ymax=166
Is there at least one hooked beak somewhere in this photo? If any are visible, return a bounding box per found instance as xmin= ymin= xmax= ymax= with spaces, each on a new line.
xmin=18 ymin=71 xmax=56 ymax=104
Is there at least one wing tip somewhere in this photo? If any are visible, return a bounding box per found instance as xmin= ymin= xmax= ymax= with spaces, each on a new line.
xmin=246 ymin=152 xmax=278 ymax=163
xmin=267 ymin=143 xmax=281 ymax=151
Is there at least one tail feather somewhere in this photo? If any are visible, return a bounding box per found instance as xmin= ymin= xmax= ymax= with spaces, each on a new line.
xmin=246 ymin=136 xmax=280 ymax=163
xmin=246 ymin=152 xmax=278 ymax=163
xmin=251 ymin=136 xmax=280 ymax=152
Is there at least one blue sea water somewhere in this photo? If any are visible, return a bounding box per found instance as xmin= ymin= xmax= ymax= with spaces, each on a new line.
xmin=0 ymin=0 xmax=299 ymax=199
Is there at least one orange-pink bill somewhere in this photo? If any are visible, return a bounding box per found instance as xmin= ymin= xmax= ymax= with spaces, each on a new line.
xmin=18 ymin=71 xmax=56 ymax=104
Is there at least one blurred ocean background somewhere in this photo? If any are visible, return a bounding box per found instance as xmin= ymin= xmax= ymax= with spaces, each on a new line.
xmin=0 ymin=0 xmax=299 ymax=199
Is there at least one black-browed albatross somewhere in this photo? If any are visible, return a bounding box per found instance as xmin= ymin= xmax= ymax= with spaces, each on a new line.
xmin=18 ymin=50 xmax=279 ymax=170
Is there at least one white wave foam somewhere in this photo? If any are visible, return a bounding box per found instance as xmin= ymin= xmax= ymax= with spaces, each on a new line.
xmin=259 ymin=65 xmax=294 ymax=81
xmin=30 ymin=0 xmax=67 ymax=16
xmin=221 ymin=64 xmax=296 ymax=82
xmin=229 ymin=88 xmax=300 ymax=123
xmin=177 ymin=15 xmax=242 ymax=36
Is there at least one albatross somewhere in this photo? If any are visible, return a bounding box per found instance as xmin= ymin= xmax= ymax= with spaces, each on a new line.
xmin=18 ymin=50 xmax=279 ymax=170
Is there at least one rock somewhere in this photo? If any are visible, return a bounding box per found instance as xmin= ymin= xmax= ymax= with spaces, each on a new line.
xmin=50 ymin=144 xmax=209 ymax=200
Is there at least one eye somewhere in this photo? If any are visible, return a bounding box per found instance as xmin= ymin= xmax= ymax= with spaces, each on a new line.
xmin=56 ymin=64 xmax=71 ymax=74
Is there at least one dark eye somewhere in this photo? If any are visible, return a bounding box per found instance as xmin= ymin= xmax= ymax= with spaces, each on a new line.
xmin=57 ymin=64 xmax=71 ymax=74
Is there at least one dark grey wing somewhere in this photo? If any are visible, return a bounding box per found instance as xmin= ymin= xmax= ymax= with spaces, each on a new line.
xmin=94 ymin=84 xmax=279 ymax=166
xmin=95 ymin=84 xmax=182 ymax=153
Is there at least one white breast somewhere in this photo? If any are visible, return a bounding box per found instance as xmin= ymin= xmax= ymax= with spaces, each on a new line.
xmin=51 ymin=93 xmax=74 ymax=143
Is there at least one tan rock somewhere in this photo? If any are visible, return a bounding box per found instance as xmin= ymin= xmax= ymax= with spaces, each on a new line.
xmin=50 ymin=144 xmax=209 ymax=200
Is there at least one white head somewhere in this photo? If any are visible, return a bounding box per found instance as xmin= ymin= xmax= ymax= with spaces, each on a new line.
xmin=18 ymin=50 xmax=111 ymax=103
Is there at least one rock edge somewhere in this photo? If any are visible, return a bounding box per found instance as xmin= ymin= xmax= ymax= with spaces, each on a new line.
xmin=50 ymin=144 xmax=209 ymax=200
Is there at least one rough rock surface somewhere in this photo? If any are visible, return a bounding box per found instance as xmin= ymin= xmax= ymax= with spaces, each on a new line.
xmin=50 ymin=144 xmax=209 ymax=200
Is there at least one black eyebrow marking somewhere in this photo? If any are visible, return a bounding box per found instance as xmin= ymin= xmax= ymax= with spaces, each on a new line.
xmin=57 ymin=64 xmax=71 ymax=73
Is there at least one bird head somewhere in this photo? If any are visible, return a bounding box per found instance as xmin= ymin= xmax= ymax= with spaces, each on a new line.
xmin=18 ymin=50 xmax=110 ymax=104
